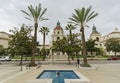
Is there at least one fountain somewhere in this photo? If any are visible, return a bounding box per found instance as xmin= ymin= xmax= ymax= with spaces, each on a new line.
xmin=56 ymin=71 xmax=60 ymax=76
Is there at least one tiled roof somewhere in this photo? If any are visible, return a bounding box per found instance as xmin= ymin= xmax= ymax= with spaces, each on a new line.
xmin=54 ymin=21 xmax=63 ymax=31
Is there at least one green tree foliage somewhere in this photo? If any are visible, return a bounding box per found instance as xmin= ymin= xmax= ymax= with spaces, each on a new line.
xmin=86 ymin=39 xmax=96 ymax=55
xmin=65 ymin=24 xmax=81 ymax=59
xmin=52 ymin=34 xmax=81 ymax=64
xmin=86 ymin=39 xmax=101 ymax=56
xmin=69 ymin=6 xmax=98 ymax=67
xmin=21 ymin=3 xmax=47 ymax=66
xmin=0 ymin=45 xmax=6 ymax=56
xmin=52 ymin=38 xmax=66 ymax=52
xmin=40 ymin=48 xmax=50 ymax=60
xmin=8 ymin=24 xmax=32 ymax=65
xmin=105 ymin=38 xmax=120 ymax=56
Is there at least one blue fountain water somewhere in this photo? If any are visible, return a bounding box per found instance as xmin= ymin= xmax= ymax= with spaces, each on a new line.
xmin=37 ymin=70 xmax=80 ymax=83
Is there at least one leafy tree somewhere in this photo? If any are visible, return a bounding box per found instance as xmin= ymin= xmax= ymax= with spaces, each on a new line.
xmin=21 ymin=3 xmax=47 ymax=66
xmin=52 ymin=37 xmax=71 ymax=63
xmin=52 ymin=38 xmax=65 ymax=52
xmin=0 ymin=45 xmax=6 ymax=56
xmin=98 ymin=48 xmax=105 ymax=56
xmin=52 ymin=34 xmax=81 ymax=64
xmin=94 ymin=47 xmax=101 ymax=55
xmin=86 ymin=39 xmax=96 ymax=55
xmin=86 ymin=39 xmax=102 ymax=57
xmin=46 ymin=49 xmax=50 ymax=56
xmin=8 ymin=24 xmax=32 ymax=70
xmin=65 ymin=24 xmax=81 ymax=61
xmin=68 ymin=33 xmax=81 ymax=59
xmin=40 ymin=48 xmax=50 ymax=60
xmin=40 ymin=48 xmax=46 ymax=60
xmin=105 ymin=38 xmax=120 ymax=56
xmin=39 ymin=26 xmax=50 ymax=49
xmin=69 ymin=6 xmax=98 ymax=67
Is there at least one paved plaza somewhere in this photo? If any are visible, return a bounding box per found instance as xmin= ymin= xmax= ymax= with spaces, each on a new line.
xmin=0 ymin=60 xmax=120 ymax=83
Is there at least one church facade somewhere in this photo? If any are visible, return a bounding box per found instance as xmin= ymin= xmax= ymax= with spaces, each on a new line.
xmin=0 ymin=22 xmax=120 ymax=56
xmin=37 ymin=21 xmax=65 ymax=50
xmin=89 ymin=25 xmax=120 ymax=55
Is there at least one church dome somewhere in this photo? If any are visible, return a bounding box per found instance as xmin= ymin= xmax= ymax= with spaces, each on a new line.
xmin=54 ymin=21 xmax=63 ymax=31
xmin=91 ymin=25 xmax=99 ymax=34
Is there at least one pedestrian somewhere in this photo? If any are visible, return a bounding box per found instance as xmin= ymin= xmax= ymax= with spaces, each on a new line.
xmin=77 ymin=59 xmax=80 ymax=68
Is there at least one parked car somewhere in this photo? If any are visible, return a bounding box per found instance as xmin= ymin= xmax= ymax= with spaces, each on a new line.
xmin=0 ymin=56 xmax=11 ymax=61
xmin=107 ymin=56 xmax=120 ymax=60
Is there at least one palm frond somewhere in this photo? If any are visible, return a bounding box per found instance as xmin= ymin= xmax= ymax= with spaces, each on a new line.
xmin=83 ymin=6 xmax=92 ymax=22
xmin=22 ymin=3 xmax=47 ymax=23
xmin=81 ymin=7 xmax=85 ymax=22
xmin=87 ymin=13 xmax=98 ymax=22
xmin=40 ymin=8 xmax=47 ymax=17
xmin=85 ymin=25 xmax=89 ymax=28
xmin=74 ymin=9 xmax=81 ymax=22
xmin=65 ymin=24 xmax=76 ymax=31
xmin=21 ymin=10 xmax=32 ymax=18
xmin=35 ymin=5 xmax=39 ymax=19
xmin=24 ymin=17 xmax=32 ymax=21
xmin=39 ymin=26 xmax=50 ymax=35
xmin=28 ymin=5 xmax=36 ymax=20
xmin=69 ymin=6 xmax=98 ymax=28
xmin=68 ymin=20 xmax=78 ymax=26
xmin=39 ymin=17 xmax=48 ymax=21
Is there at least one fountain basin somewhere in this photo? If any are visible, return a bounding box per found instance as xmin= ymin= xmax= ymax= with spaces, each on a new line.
xmin=33 ymin=70 xmax=90 ymax=83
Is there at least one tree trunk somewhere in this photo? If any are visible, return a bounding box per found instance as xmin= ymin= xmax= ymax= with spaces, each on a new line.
xmin=68 ymin=53 xmax=71 ymax=64
xmin=70 ymin=30 xmax=72 ymax=44
xmin=81 ymin=26 xmax=88 ymax=65
xmin=30 ymin=23 xmax=38 ymax=66
xmin=20 ymin=55 xmax=23 ymax=71
xmin=43 ymin=33 xmax=45 ymax=49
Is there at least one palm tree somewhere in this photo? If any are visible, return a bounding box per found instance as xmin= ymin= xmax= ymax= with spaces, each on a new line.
xmin=21 ymin=4 xmax=47 ymax=66
xmin=39 ymin=27 xmax=50 ymax=49
xmin=65 ymin=24 xmax=76 ymax=44
xmin=69 ymin=6 xmax=98 ymax=67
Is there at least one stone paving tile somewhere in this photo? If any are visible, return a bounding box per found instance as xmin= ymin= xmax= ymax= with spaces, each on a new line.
xmin=0 ymin=61 xmax=120 ymax=83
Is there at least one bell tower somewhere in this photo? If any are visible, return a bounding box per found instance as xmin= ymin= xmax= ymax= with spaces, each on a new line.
xmin=49 ymin=21 xmax=68 ymax=60
xmin=90 ymin=25 xmax=101 ymax=41
xmin=89 ymin=25 xmax=102 ymax=48
xmin=52 ymin=21 xmax=65 ymax=42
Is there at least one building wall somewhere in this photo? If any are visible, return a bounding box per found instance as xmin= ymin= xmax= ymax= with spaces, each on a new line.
xmin=90 ymin=28 xmax=120 ymax=56
xmin=52 ymin=29 xmax=64 ymax=41
xmin=0 ymin=32 xmax=10 ymax=48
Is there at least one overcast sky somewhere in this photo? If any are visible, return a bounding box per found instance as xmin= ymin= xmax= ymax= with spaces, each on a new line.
xmin=0 ymin=0 xmax=120 ymax=44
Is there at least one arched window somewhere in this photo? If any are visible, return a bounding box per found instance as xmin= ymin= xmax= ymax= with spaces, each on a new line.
xmin=96 ymin=37 xmax=99 ymax=41
xmin=57 ymin=37 xmax=60 ymax=40
xmin=57 ymin=31 xmax=59 ymax=34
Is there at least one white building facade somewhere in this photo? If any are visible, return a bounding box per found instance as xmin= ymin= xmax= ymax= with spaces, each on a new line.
xmin=90 ymin=26 xmax=120 ymax=56
xmin=1 ymin=23 xmax=120 ymax=56
xmin=0 ymin=32 xmax=10 ymax=48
